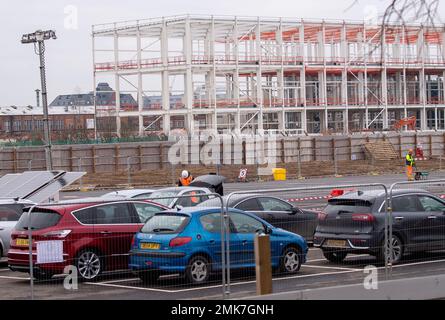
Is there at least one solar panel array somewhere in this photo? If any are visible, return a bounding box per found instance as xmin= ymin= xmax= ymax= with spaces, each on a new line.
xmin=0 ymin=171 xmax=86 ymax=203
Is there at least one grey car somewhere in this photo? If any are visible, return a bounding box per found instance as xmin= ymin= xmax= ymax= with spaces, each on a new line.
xmin=0 ymin=199 xmax=34 ymax=257
xmin=314 ymin=189 xmax=445 ymax=263
xmin=197 ymin=194 xmax=320 ymax=241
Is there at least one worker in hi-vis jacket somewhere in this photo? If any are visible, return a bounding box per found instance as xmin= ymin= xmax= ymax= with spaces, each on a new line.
xmin=405 ymin=149 xmax=416 ymax=181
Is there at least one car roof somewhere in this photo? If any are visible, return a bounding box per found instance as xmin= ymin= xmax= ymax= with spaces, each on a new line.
xmin=31 ymin=198 xmax=167 ymax=213
xmin=150 ymin=186 xmax=210 ymax=193
xmin=101 ymin=189 xmax=155 ymax=197
xmin=332 ymin=188 xmax=432 ymax=201
xmin=197 ymin=193 xmax=280 ymax=207
xmin=155 ymin=206 xmax=245 ymax=217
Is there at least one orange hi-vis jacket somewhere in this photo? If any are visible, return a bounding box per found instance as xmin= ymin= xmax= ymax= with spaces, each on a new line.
xmin=179 ymin=175 xmax=193 ymax=186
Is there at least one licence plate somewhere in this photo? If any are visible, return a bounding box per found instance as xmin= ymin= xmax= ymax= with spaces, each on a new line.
xmin=16 ymin=238 xmax=30 ymax=246
xmin=325 ymin=239 xmax=348 ymax=248
xmin=140 ymin=242 xmax=160 ymax=250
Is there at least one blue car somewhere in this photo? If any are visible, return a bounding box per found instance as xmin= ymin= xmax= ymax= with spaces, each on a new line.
xmin=129 ymin=207 xmax=308 ymax=284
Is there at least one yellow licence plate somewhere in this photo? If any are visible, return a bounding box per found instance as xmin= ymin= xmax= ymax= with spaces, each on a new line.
xmin=140 ymin=242 xmax=160 ymax=250
xmin=16 ymin=238 xmax=30 ymax=246
xmin=325 ymin=239 xmax=347 ymax=248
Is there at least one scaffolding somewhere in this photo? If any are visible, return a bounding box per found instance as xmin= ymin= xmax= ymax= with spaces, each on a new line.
xmin=92 ymin=14 xmax=445 ymax=136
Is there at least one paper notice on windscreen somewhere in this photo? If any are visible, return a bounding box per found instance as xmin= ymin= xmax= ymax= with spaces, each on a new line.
xmin=36 ymin=241 xmax=64 ymax=264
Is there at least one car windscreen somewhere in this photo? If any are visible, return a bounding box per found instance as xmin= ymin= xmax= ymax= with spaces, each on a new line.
xmin=140 ymin=214 xmax=189 ymax=234
xmin=0 ymin=204 xmax=25 ymax=222
xmin=15 ymin=209 xmax=62 ymax=231
xmin=148 ymin=191 xmax=179 ymax=206
xmin=325 ymin=199 xmax=373 ymax=214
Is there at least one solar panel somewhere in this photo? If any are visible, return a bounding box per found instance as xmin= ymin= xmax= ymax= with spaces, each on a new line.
xmin=27 ymin=172 xmax=86 ymax=203
xmin=0 ymin=174 xmax=22 ymax=194
xmin=0 ymin=171 xmax=65 ymax=199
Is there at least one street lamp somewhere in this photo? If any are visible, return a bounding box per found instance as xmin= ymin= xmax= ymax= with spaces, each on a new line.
xmin=21 ymin=30 xmax=57 ymax=171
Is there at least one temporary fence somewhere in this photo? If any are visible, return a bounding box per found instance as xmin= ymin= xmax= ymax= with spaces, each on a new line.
xmin=4 ymin=178 xmax=445 ymax=300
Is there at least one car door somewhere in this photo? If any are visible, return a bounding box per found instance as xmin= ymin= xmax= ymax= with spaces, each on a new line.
xmin=391 ymin=195 xmax=430 ymax=251
xmin=416 ymin=195 xmax=445 ymax=249
xmin=93 ymin=202 xmax=140 ymax=270
xmin=198 ymin=212 xmax=238 ymax=270
xmin=229 ymin=212 xmax=268 ymax=268
xmin=255 ymin=197 xmax=314 ymax=238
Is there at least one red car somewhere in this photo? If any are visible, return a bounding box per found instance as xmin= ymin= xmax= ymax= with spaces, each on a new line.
xmin=8 ymin=198 xmax=167 ymax=281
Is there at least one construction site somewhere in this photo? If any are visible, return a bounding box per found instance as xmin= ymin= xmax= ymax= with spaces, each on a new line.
xmin=91 ymin=14 xmax=445 ymax=137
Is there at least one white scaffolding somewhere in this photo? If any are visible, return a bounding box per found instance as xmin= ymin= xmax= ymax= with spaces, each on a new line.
xmin=92 ymin=14 xmax=445 ymax=136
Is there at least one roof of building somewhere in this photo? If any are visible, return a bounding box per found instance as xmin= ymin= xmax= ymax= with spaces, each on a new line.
xmin=0 ymin=105 xmax=95 ymax=116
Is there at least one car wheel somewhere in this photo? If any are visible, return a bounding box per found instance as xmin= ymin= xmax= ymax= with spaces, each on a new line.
xmin=139 ymin=271 xmax=160 ymax=284
xmin=186 ymin=255 xmax=210 ymax=284
xmin=76 ymin=249 xmax=103 ymax=281
xmin=280 ymin=247 xmax=302 ymax=273
xmin=378 ymin=234 xmax=404 ymax=264
xmin=322 ymin=250 xmax=348 ymax=263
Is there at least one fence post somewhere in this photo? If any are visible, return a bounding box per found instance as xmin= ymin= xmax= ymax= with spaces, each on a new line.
xmin=334 ymin=147 xmax=338 ymax=177
xmin=92 ymin=146 xmax=96 ymax=174
xmin=127 ymin=156 xmax=132 ymax=186
xmin=297 ymin=149 xmax=302 ymax=179
xmin=12 ymin=147 xmax=17 ymax=173
xmin=28 ymin=159 xmax=32 ymax=171
xmin=254 ymin=233 xmax=272 ymax=295
xmin=78 ymin=157 xmax=83 ymax=190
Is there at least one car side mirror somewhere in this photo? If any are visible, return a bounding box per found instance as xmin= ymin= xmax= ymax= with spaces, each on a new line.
xmin=265 ymin=226 xmax=273 ymax=234
xmin=290 ymin=207 xmax=300 ymax=214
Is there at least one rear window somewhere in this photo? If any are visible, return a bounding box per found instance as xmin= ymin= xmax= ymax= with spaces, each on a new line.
xmin=15 ymin=209 xmax=61 ymax=231
xmin=325 ymin=199 xmax=373 ymax=214
xmin=0 ymin=204 xmax=24 ymax=222
xmin=141 ymin=214 xmax=189 ymax=234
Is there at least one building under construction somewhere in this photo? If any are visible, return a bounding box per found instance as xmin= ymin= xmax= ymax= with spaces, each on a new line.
xmin=92 ymin=15 xmax=445 ymax=136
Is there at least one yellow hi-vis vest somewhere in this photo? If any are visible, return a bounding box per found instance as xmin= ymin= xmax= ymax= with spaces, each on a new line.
xmin=406 ymin=154 xmax=415 ymax=166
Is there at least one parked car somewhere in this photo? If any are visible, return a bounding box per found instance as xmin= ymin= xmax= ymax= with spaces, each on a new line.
xmin=8 ymin=199 xmax=168 ymax=280
xmin=129 ymin=207 xmax=308 ymax=284
xmin=314 ymin=189 xmax=445 ymax=263
xmin=0 ymin=199 xmax=34 ymax=257
xmin=148 ymin=187 xmax=213 ymax=208
xmin=198 ymin=194 xmax=320 ymax=241
xmin=101 ymin=189 xmax=155 ymax=199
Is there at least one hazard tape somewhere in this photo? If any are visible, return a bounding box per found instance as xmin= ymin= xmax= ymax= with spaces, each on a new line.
xmin=287 ymin=195 xmax=330 ymax=202
xmin=288 ymin=194 xmax=445 ymax=202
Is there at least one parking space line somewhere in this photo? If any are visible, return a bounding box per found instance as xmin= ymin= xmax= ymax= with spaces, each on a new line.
xmin=85 ymin=282 xmax=184 ymax=293
xmin=0 ymin=275 xmax=30 ymax=280
xmin=86 ymin=269 xmax=363 ymax=294
xmin=302 ymin=265 xmax=362 ymax=271
xmin=0 ymin=269 xmax=10 ymax=272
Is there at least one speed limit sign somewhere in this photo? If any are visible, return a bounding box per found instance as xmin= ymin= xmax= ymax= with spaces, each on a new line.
xmin=238 ymin=168 xmax=248 ymax=181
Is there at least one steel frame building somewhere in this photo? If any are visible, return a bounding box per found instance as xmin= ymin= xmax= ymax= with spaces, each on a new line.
xmin=92 ymin=14 xmax=445 ymax=136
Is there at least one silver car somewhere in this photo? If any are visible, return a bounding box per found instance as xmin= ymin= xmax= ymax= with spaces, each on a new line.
xmin=100 ymin=189 xmax=155 ymax=200
xmin=0 ymin=199 xmax=34 ymax=257
xmin=148 ymin=187 xmax=213 ymax=208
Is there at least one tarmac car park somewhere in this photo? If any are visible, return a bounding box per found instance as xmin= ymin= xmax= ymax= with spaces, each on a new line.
xmin=3 ymin=173 xmax=445 ymax=300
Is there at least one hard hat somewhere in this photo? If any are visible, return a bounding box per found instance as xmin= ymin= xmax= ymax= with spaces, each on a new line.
xmin=181 ymin=170 xmax=189 ymax=179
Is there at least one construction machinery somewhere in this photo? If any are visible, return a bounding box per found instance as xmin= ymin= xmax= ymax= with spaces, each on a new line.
xmin=392 ymin=116 xmax=417 ymax=131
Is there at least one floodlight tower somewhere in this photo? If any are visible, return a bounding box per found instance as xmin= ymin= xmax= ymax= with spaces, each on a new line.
xmin=21 ymin=30 xmax=57 ymax=171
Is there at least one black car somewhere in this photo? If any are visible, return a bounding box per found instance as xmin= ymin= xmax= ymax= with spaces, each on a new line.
xmin=314 ymin=189 xmax=445 ymax=263
xmin=197 ymin=194 xmax=320 ymax=241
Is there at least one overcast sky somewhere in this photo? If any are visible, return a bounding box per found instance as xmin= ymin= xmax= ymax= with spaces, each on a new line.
xmin=1 ymin=0 xmax=443 ymax=106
